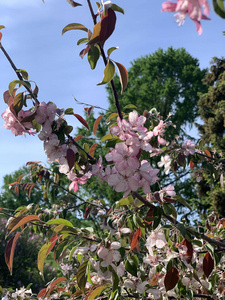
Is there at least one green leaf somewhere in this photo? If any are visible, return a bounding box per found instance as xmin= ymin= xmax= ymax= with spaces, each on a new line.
xmin=107 ymin=46 xmax=119 ymax=56
xmin=97 ymin=60 xmax=115 ymax=85
xmin=116 ymin=196 xmax=134 ymax=208
xmin=9 ymin=80 xmax=31 ymax=95
xmin=77 ymin=37 xmax=88 ymax=45
xmin=38 ymin=243 xmax=51 ymax=277
xmin=88 ymin=46 xmax=100 ymax=70
xmin=47 ymin=218 xmax=74 ymax=228
xmin=62 ymin=23 xmax=88 ymax=35
xmin=213 ymin=0 xmax=225 ymax=18
xmin=175 ymin=222 xmax=187 ymax=238
xmin=13 ymin=92 xmax=24 ymax=114
xmin=64 ymin=108 xmax=74 ymax=115
xmin=16 ymin=69 xmax=29 ymax=80
xmin=123 ymin=104 xmax=137 ymax=110
xmin=101 ymin=134 xmax=118 ymax=142
xmin=77 ymin=260 xmax=89 ymax=293
xmin=0 ymin=25 xmax=5 ymax=30
xmin=111 ymin=4 xmax=125 ymax=14
xmin=174 ymin=195 xmax=192 ymax=211
xmin=125 ymin=255 xmax=138 ymax=277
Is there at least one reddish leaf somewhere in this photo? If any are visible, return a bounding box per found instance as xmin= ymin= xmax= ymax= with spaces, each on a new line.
xmin=66 ymin=0 xmax=82 ymax=7
xmin=3 ymin=90 xmax=15 ymax=105
xmin=180 ymin=239 xmax=193 ymax=263
xmin=0 ymin=32 xmax=2 ymax=41
xmin=0 ymin=208 xmax=2 ymax=211
xmin=190 ymin=160 xmax=195 ymax=170
xmin=203 ymin=252 xmax=214 ymax=277
xmin=5 ymin=232 xmax=21 ymax=274
xmin=14 ymin=186 xmax=19 ymax=196
xmin=74 ymin=134 xmax=83 ymax=142
xmin=130 ymin=228 xmax=141 ymax=252
xmin=114 ymin=61 xmax=129 ymax=94
xmin=37 ymin=288 xmax=47 ymax=298
xmin=205 ymin=149 xmax=211 ymax=157
xmin=84 ymin=106 xmax=94 ymax=117
xmin=80 ymin=45 xmax=91 ymax=59
xmin=45 ymin=277 xmax=67 ymax=297
xmin=66 ymin=148 xmax=76 ymax=171
xmin=74 ymin=114 xmax=89 ymax=130
xmin=46 ymin=239 xmax=58 ymax=257
xmin=88 ymin=21 xmax=101 ymax=45
xmin=164 ymin=267 xmax=179 ymax=291
xmin=93 ymin=115 xmax=103 ymax=135
xmin=218 ymin=218 xmax=225 ymax=229
xmin=83 ymin=206 xmax=92 ymax=219
xmin=144 ymin=208 xmax=154 ymax=225
xmin=99 ymin=8 xmax=116 ymax=44
xmin=89 ymin=143 xmax=98 ymax=157
xmin=7 ymin=215 xmax=40 ymax=235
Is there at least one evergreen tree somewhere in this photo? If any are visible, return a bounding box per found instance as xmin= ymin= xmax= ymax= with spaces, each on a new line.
xmin=196 ymin=57 xmax=225 ymax=216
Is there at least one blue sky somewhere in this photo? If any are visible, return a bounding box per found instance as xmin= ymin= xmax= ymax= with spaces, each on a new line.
xmin=0 ymin=0 xmax=224 ymax=188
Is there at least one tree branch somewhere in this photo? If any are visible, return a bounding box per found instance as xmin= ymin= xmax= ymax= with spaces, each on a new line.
xmin=86 ymin=0 xmax=123 ymax=120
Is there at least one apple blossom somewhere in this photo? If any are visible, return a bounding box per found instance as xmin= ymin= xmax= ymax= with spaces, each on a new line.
xmin=162 ymin=0 xmax=210 ymax=34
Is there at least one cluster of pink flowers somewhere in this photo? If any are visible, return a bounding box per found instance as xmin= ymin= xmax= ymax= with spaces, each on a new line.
xmin=92 ymin=111 xmax=165 ymax=197
xmin=1 ymin=107 xmax=34 ymax=136
xmin=162 ymin=0 xmax=210 ymax=34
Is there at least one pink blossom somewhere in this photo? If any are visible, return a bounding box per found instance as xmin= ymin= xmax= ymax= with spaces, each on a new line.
xmin=182 ymin=139 xmax=196 ymax=156
xmin=35 ymin=102 xmax=56 ymax=124
xmin=2 ymin=107 xmax=34 ymax=136
xmin=105 ymin=143 xmax=140 ymax=172
xmin=162 ymin=0 xmax=210 ymax=35
xmin=68 ymin=170 xmax=92 ymax=193
xmin=97 ymin=242 xmax=121 ymax=267
xmin=157 ymin=154 xmax=171 ymax=174
xmin=146 ymin=230 xmax=167 ymax=255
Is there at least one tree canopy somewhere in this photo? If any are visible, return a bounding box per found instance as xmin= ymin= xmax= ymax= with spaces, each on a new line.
xmin=107 ymin=47 xmax=208 ymax=138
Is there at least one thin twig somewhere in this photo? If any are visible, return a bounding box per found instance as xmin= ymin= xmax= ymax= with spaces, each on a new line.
xmin=0 ymin=42 xmax=39 ymax=104
xmin=132 ymin=191 xmax=225 ymax=248
xmin=86 ymin=0 xmax=123 ymax=120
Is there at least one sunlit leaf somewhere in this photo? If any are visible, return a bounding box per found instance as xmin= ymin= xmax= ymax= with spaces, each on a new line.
xmin=74 ymin=114 xmax=90 ymax=130
xmin=130 ymin=228 xmax=141 ymax=251
xmin=107 ymin=46 xmax=119 ymax=56
xmin=7 ymin=215 xmax=40 ymax=236
xmin=77 ymin=260 xmax=89 ymax=293
xmin=114 ymin=61 xmax=128 ymax=94
xmin=88 ymin=21 xmax=101 ymax=45
xmin=88 ymin=46 xmax=100 ymax=70
xmin=97 ymin=60 xmax=115 ymax=85
xmin=62 ymin=23 xmax=88 ymax=35
xmin=111 ymin=4 xmax=125 ymax=14
xmin=101 ymin=134 xmax=118 ymax=142
xmin=64 ymin=108 xmax=74 ymax=115
xmin=9 ymin=80 xmax=31 ymax=96
xmin=89 ymin=143 xmax=98 ymax=157
xmin=107 ymin=112 xmax=118 ymax=121
xmin=46 ymin=218 xmax=74 ymax=228
xmin=93 ymin=115 xmax=103 ymax=135
xmin=213 ymin=0 xmax=225 ymax=18
xmin=77 ymin=38 xmax=88 ymax=45
xmin=16 ymin=69 xmax=29 ymax=80
xmin=164 ymin=267 xmax=179 ymax=291
xmin=45 ymin=277 xmax=67 ymax=297
xmin=5 ymin=232 xmax=21 ymax=275
xmin=13 ymin=92 xmax=24 ymax=114
xmin=66 ymin=0 xmax=82 ymax=7
xmin=74 ymin=134 xmax=83 ymax=142
xmin=86 ymin=286 xmax=106 ymax=300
